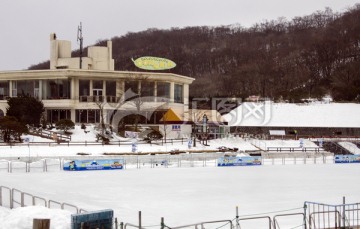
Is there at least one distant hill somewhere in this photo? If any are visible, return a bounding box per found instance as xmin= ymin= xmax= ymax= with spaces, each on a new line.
xmin=29 ymin=4 xmax=360 ymax=102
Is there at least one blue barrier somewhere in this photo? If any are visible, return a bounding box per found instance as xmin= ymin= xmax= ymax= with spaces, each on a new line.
xmin=64 ymin=159 xmax=124 ymax=171
xmin=71 ymin=209 xmax=113 ymax=229
xmin=335 ymin=155 xmax=360 ymax=163
xmin=217 ymin=156 xmax=261 ymax=166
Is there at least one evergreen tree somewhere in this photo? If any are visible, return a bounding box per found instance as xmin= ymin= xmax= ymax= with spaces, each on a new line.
xmin=0 ymin=116 xmax=28 ymax=142
xmin=6 ymin=96 xmax=45 ymax=126
xmin=55 ymin=119 xmax=75 ymax=134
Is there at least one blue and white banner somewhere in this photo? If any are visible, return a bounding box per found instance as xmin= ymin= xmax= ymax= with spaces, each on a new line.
xmin=218 ymin=156 xmax=262 ymax=166
xmin=334 ymin=155 xmax=360 ymax=163
xmin=64 ymin=159 xmax=124 ymax=171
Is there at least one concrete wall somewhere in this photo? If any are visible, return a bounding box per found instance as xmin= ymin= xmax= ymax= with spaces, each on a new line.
xmin=159 ymin=124 xmax=192 ymax=139
xmin=50 ymin=34 xmax=114 ymax=70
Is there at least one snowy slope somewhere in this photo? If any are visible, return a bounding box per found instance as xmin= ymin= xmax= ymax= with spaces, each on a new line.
xmin=338 ymin=142 xmax=360 ymax=154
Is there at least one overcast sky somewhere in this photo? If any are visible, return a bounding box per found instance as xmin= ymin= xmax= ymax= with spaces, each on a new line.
xmin=0 ymin=0 xmax=359 ymax=71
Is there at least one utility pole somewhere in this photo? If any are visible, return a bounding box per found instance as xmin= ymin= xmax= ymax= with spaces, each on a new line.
xmin=77 ymin=22 xmax=83 ymax=69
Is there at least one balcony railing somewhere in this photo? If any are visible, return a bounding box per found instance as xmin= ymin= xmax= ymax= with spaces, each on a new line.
xmin=78 ymin=96 xmax=121 ymax=103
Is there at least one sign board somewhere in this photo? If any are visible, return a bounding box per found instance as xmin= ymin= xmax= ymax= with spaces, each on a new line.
xmin=318 ymin=138 xmax=324 ymax=147
xmin=187 ymin=138 xmax=192 ymax=149
xmin=334 ymin=155 xmax=360 ymax=163
xmin=71 ymin=209 xmax=113 ymax=229
xmin=269 ymin=130 xmax=286 ymax=136
xmin=132 ymin=56 xmax=176 ymax=70
xmin=217 ymin=156 xmax=262 ymax=166
xmin=299 ymin=138 xmax=304 ymax=148
xmin=64 ymin=159 xmax=124 ymax=171
xmin=125 ymin=131 xmax=139 ymax=139
xmin=132 ymin=143 xmax=137 ymax=153
xmin=172 ymin=125 xmax=181 ymax=131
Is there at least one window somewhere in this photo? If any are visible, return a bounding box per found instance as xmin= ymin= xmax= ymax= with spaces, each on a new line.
xmin=44 ymin=79 xmax=70 ymax=99
xmin=93 ymin=80 xmax=103 ymax=95
xmin=0 ymin=81 xmax=9 ymax=100
xmin=141 ymin=81 xmax=154 ymax=102
xmin=79 ymin=80 xmax=90 ymax=96
xmin=12 ymin=80 xmax=39 ymax=98
xmin=79 ymin=80 xmax=90 ymax=101
xmin=47 ymin=109 xmax=71 ymax=123
xmin=75 ymin=109 xmax=100 ymax=123
xmin=12 ymin=82 xmax=17 ymax=97
xmin=106 ymin=81 xmax=117 ymax=103
xmin=125 ymin=81 xmax=139 ymax=101
xmin=125 ymin=81 xmax=138 ymax=94
xmin=157 ymin=82 xmax=170 ymax=99
xmin=174 ymin=84 xmax=183 ymax=103
xmin=106 ymin=81 xmax=116 ymax=96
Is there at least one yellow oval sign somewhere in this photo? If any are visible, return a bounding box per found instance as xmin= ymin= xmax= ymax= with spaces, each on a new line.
xmin=132 ymin=56 xmax=176 ymax=70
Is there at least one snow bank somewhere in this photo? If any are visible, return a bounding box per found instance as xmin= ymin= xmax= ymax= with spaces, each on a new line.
xmin=0 ymin=206 xmax=71 ymax=229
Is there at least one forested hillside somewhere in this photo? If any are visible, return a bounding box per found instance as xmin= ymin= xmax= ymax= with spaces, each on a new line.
xmin=30 ymin=5 xmax=360 ymax=102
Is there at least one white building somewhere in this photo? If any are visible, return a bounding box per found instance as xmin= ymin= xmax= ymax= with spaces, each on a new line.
xmin=0 ymin=34 xmax=195 ymax=132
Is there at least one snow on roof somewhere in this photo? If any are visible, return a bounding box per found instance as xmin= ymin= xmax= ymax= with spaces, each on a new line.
xmin=223 ymin=102 xmax=360 ymax=128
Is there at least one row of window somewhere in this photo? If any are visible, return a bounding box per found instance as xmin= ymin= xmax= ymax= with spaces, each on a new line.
xmin=0 ymin=80 xmax=184 ymax=103
xmin=46 ymin=109 xmax=167 ymax=124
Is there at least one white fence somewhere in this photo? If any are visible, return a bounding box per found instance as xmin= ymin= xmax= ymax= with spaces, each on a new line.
xmin=0 ymin=185 xmax=87 ymax=213
xmin=0 ymin=152 xmax=335 ymax=174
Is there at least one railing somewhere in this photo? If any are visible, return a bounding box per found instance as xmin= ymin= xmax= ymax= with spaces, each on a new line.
xmin=305 ymin=200 xmax=360 ymax=229
xmin=0 ymin=138 xmax=190 ymax=147
xmin=261 ymin=152 xmax=334 ymax=165
xmin=236 ymin=216 xmax=272 ymax=229
xmin=0 ymin=160 xmax=9 ymax=172
xmin=171 ymin=220 xmax=233 ymax=229
xmin=0 ymin=152 xmax=337 ymax=174
xmin=0 ymin=185 xmax=84 ymax=213
xmin=27 ymin=126 xmax=71 ymax=142
xmin=273 ymin=212 xmax=305 ymax=229
xmin=267 ymin=147 xmax=324 ymax=152
xmin=2 ymin=185 xmax=359 ymax=229
xmin=78 ymin=95 xmax=121 ymax=103
xmin=0 ymin=186 xmax=12 ymax=208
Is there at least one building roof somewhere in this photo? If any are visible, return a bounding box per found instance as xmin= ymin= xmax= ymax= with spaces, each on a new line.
xmin=161 ymin=109 xmax=182 ymax=122
xmin=0 ymin=69 xmax=195 ymax=84
xmin=223 ymin=102 xmax=360 ymax=128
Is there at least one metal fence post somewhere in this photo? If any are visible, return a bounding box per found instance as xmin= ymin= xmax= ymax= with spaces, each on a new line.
xmin=342 ymin=196 xmax=346 ymax=228
xmin=33 ymin=219 xmax=50 ymax=229
xmin=115 ymin=218 xmax=118 ymax=229
xmin=21 ymin=192 xmax=25 ymax=207
xmin=303 ymin=203 xmax=307 ymax=229
xmin=236 ymin=206 xmax=240 ymax=229
xmin=161 ymin=217 xmax=164 ymax=229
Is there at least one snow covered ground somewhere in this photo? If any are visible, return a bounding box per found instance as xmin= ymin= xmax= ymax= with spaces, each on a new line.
xmin=0 ymin=125 xmax=259 ymax=159
xmin=0 ymin=125 xmax=359 ymax=229
xmin=1 ymin=164 xmax=360 ymax=229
